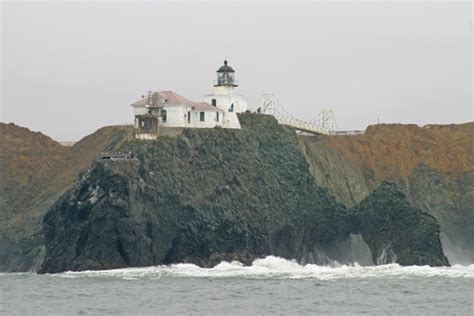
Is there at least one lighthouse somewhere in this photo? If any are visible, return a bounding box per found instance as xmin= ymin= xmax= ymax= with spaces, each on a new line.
xmin=131 ymin=60 xmax=243 ymax=140
xmin=204 ymin=60 xmax=248 ymax=113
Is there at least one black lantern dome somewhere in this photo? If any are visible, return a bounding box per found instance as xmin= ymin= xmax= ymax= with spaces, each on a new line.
xmin=217 ymin=60 xmax=235 ymax=73
xmin=215 ymin=60 xmax=238 ymax=87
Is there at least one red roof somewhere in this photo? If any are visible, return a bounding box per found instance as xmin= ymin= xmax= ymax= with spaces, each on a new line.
xmin=131 ymin=90 xmax=221 ymax=111
xmin=158 ymin=90 xmax=193 ymax=105
xmin=192 ymin=102 xmax=224 ymax=112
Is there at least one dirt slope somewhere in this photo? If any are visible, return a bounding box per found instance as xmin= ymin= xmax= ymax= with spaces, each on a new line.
xmin=0 ymin=123 xmax=133 ymax=271
xmin=320 ymin=123 xmax=473 ymax=185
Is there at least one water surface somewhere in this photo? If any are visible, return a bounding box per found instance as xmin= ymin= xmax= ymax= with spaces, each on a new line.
xmin=1 ymin=257 xmax=473 ymax=315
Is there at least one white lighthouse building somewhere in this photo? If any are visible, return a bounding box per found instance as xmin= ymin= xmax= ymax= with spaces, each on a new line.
xmin=131 ymin=60 xmax=245 ymax=139
xmin=204 ymin=60 xmax=248 ymax=114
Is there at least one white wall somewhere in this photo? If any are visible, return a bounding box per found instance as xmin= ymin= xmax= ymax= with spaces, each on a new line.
xmin=189 ymin=110 xmax=224 ymax=128
xmin=204 ymin=91 xmax=248 ymax=113
xmin=134 ymin=104 xmax=237 ymax=130
xmin=160 ymin=105 xmax=187 ymax=127
xmin=133 ymin=107 xmax=148 ymax=115
xmin=222 ymin=112 xmax=241 ymax=129
xmin=136 ymin=133 xmax=157 ymax=140
xmin=213 ymin=85 xmax=235 ymax=96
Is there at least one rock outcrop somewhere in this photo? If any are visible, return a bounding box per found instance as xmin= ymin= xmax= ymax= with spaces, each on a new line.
xmin=0 ymin=123 xmax=68 ymax=271
xmin=0 ymin=122 xmax=133 ymax=271
xmin=39 ymin=114 xmax=352 ymax=272
xmin=2 ymin=116 xmax=467 ymax=273
xmin=38 ymin=114 xmax=450 ymax=273
xmin=352 ymin=182 xmax=449 ymax=266
xmin=299 ymin=122 xmax=474 ymax=264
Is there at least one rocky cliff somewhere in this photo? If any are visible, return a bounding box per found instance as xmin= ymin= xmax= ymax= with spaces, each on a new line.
xmin=352 ymin=182 xmax=448 ymax=266
xmin=1 ymin=117 xmax=464 ymax=272
xmin=299 ymin=122 xmax=474 ymax=264
xmin=38 ymin=114 xmax=448 ymax=273
xmin=0 ymin=123 xmax=133 ymax=271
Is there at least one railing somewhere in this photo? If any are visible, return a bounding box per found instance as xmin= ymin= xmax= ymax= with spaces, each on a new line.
xmin=98 ymin=152 xmax=136 ymax=160
xmin=276 ymin=116 xmax=328 ymax=134
xmin=267 ymin=114 xmax=365 ymax=136
xmin=255 ymin=94 xmax=367 ymax=136
xmin=213 ymin=79 xmax=239 ymax=86
xmin=328 ymin=130 xmax=365 ymax=136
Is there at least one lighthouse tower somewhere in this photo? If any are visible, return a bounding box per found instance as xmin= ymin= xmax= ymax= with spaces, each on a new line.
xmin=204 ymin=60 xmax=248 ymax=113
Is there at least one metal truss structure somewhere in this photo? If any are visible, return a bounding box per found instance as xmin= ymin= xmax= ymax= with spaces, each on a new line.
xmin=254 ymin=94 xmax=336 ymax=135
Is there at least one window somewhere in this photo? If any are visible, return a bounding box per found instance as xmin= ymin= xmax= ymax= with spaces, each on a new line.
xmin=211 ymin=99 xmax=217 ymax=106
xmin=200 ymin=112 xmax=205 ymax=122
xmin=216 ymin=112 xmax=219 ymax=122
xmin=188 ymin=111 xmax=191 ymax=123
xmin=161 ymin=110 xmax=167 ymax=123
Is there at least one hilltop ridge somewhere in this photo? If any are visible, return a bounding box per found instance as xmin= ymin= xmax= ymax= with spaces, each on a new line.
xmin=324 ymin=122 xmax=473 ymax=181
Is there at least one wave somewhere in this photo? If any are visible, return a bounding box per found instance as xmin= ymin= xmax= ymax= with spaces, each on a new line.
xmin=58 ymin=256 xmax=474 ymax=280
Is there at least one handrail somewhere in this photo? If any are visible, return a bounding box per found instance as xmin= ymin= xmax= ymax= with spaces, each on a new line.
xmin=213 ymin=79 xmax=239 ymax=86
xmin=329 ymin=130 xmax=365 ymax=136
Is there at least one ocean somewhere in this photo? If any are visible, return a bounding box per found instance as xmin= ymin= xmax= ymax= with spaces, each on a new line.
xmin=1 ymin=256 xmax=473 ymax=315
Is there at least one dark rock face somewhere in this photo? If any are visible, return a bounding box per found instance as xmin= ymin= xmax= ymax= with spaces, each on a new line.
xmin=352 ymin=182 xmax=449 ymax=266
xmin=40 ymin=114 xmax=353 ymax=272
xmin=3 ymin=116 xmax=465 ymax=273
xmin=299 ymin=124 xmax=474 ymax=265
xmin=299 ymin=136 xmax=370 ymax=206
xmin=0 ymin=123 xmax=133 ymax=272
xmin=406 ymin=165 xmax=474 ymax=264
xmin=39 ymin=114 xmax=450 ymax=273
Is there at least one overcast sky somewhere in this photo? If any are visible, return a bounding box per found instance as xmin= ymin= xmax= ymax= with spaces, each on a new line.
xmin=1 ymin=1 xmax=472 ymax=141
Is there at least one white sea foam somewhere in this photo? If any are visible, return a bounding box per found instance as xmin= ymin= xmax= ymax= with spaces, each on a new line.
xmin=59 ymin=256 xmax=474 ymax=280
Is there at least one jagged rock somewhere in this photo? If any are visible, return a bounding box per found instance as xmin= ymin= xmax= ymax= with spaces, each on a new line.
xmin=351 ymin=181 xmax=449 ymax=266
xmin=299 ymin=122 xmax=474 ymax=264
xmin=0 ymin=123 xmax=133 ymax=272
xmin=40 ymin=114 xmax=355 ymax=273
xmin=3 ymin=115 xmax=463 ymax=272
xmin=39 ymin=114 xmax=450 ymax=273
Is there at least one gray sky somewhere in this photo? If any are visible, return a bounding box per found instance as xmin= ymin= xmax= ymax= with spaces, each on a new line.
xmin=1 ymin=1 xmax=472 ymax=141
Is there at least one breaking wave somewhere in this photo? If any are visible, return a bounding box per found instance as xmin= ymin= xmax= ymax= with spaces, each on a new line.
xmin=58 ymin=256 xmax=474 ymax=280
